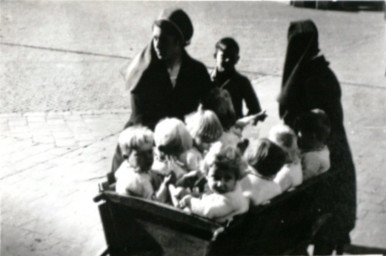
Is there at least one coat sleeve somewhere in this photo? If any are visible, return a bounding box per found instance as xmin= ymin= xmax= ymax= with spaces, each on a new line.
xmin=242 ymin=77 xmax=262 ymax=116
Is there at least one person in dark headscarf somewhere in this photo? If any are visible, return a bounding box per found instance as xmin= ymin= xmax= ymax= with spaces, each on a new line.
xmin=278 ymin=20 xmax=356 ymax=254
xmin=108 ymin=8 xmax=212 ymax=182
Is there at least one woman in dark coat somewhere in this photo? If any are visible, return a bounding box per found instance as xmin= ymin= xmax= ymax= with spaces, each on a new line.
xmin=278 ymin=20 xmax=356 ymax=253
xmin=108 ymin=8 xmax=212 ymax=181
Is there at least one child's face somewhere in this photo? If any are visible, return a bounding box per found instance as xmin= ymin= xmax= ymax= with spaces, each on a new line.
xmin=194 ymin=137 xmax=212 ymax=154
xmin=215 ymin=49 xmax=238 ymax=72
xmin=207 ymin=165 xmax=237 ymax=194
xmin=123 ymin=148 xmax=154 ymax=172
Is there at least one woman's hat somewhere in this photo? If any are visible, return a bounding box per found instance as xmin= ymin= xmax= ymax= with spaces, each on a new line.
xmin=154 ymin=8 xmax=194 ymax=46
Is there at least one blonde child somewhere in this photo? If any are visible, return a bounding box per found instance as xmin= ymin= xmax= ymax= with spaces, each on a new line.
xmin=185 ymin=105 xmax=224 ymax=155
xmin=179 ymin=142 xmax=249 ymax=223
xmin=152 ymin=117 xmax=203 ymax=204
xmin=269 ymin=124 xmax=303 ymax=191
xmin=240 ymin=138 xmax=287 ymax=205
xmin=174 ymin=106 xmax=225 ymax=190
xmin=152 ymin=118 xmax=193 ymax=179
xmin=114 ymin=126 xmax=157 ymax=199
xmin=296 ymin=109 xmax=331 ymax=180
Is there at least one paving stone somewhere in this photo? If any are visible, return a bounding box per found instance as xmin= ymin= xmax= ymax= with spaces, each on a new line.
xmin=54 ymin=138 xmax=78 ymax=148
xmin=28 ymin=122 xmax=49 ymax=130
xmin=46 ymin=119 xmax=66 ymax=126
xmin=8 ymin=117 xmax=27 ymax=127
xmin=32 ymin=135 xmax=55 ymax=144
xmin=9 ymin=131 xmax=33 ymax=139
xmin=27 ymin=115 xmax=46 ymax=123
xmin=46 ymin=112 xmax=64 ymax=119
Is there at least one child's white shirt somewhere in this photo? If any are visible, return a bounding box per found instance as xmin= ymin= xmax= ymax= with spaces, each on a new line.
xmin=189 ymin=184 xmax=249 ymax=223
xmin=240 ymin=167 xmax=282 ymax=205
xmin=115 ymin=162 xmax=154 ymax=199
xmin=219 ymin=130 xmax=240 ymax=146
xmin=274 ymin=161 xmax=303 ymax=191
xmin=301 ymin=145 xmax=330 ymax=180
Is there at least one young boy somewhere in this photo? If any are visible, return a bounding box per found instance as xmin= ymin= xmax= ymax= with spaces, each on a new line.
xmin=211 ymin=37 xmax=262 ymax=119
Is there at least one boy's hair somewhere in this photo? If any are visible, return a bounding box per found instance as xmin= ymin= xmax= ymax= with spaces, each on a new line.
xmin=185 ymin=105 xmax=223 ymax=143
xmin=268 ymin=124 xmax=299 ymax=162
xmin=154 ymin=118 xmax=193 ymax=156
xmin=215 ymin=37 xmax=240 ymax=57
xmin=297 ymin=109 xmax=331 ymax=144
xmin=202 ymin=88 xmax=236 ymax=131
xmin=118 ymin=126 xmax=154 ymax=153
xmin=202 ymin=142 xmax=247 ymax=180
xmin=245 ymin=138 xmax=287 ymax=177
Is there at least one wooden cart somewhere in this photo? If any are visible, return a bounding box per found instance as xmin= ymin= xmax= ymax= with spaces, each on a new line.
xmin=94 ymin=171 xmax=335 ymax=256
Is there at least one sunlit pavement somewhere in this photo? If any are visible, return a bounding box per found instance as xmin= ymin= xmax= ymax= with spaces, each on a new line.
xmin=1 ymin=1 xmax=385 ymax=255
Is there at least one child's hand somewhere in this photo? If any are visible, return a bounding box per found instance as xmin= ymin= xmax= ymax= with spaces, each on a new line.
xmin=252 ymin=110 xmax=267 ymax=125
xmin=179 ymin=195 xmax=192 ymax=209
xmin=163 ymin=171 xmax=176 ymax=185
xmin=175 ymin=170 xmax=201 ymax=188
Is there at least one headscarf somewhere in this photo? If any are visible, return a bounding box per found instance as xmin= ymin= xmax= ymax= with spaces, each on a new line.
xmin=154 ymin=8 xmax=194 ymax=46
xmin=121 ymin=8 xmax=194 ymax=91
xmin=278 ymin=20 xmax=320 ymax=118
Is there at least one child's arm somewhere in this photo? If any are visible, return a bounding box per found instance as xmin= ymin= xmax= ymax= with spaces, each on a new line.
xmin=235 ymin=110 xmax=267 ymax=129
xmin=301 ymin=153 xmax=324 ymax=180
xmin=242 ymin=77 xmax=262 ymax=116
xmin=180 ymin=194 xmax=233 ymax=220
xmin=153 ymin=172 xmax=176 ymax=202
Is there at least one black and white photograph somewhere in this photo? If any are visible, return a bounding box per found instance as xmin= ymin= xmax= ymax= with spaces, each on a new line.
xmin=1 ymin=1 xmax=385 ymax=255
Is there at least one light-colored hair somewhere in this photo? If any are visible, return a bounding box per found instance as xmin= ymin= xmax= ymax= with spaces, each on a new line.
xmin=118 ymin=126 xmax=154 ymax=153
xmin=269 ymin=124 xmax=299 ymax=163
xmin=154 ymin=118 xmax=193 ymax=156
xmin=185 ymin=105 xmax=223 ymax=143
xmin=202 ymin=142 xmax=246 ymax=180
xmin=202 ymin=88 xmax=236 ymax=131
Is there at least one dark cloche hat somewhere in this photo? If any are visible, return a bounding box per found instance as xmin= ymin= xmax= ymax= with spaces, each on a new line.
xmin=155 ymin=8 xmax=194 ymax=46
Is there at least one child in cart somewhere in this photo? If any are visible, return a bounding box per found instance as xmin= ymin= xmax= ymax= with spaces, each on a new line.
xmin=240 ymin=138 xmax=287 ymax=205
xmin=211 ymin=37 xmax=262 ymax=120
xmin=296 ymin=109 xmax=331 ymax=180
xmin=202 ymin=87 xmax=267 ymax=148
xmin=269 ymin=124 xmax=303 ymax=191
xmin=114 ymin=126 xmax=161 ymax=199
xmin=178 ymin=142 xmax=249 ymax=223
xmin=174 ymin=106 xmax=224 ymax=190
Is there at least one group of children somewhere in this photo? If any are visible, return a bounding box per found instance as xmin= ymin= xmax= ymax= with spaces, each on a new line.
xmin=113 ymin=37 xmax=332 ymax=224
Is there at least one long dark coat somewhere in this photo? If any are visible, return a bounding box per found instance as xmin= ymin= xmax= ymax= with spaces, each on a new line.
xmin=278 ymin=20 xmax=356 ymax=242
xmin=124 ymin=42 xmax=212 ymax=130
xmin=109 ymin=43 xmax=212 ymax=181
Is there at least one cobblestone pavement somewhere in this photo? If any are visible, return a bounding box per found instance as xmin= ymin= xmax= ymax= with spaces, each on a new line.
xmin=0 ymin=110 xmax=131 ymax=256
xmin=1 ymin=76 xmax=386 ymax=255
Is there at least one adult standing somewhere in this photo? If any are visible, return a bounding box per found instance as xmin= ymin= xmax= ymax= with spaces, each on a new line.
xmin=278 ymin=20 xmax=356 ymax=254
xmin=109 ymin=8 xmax=212 ymax=182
